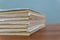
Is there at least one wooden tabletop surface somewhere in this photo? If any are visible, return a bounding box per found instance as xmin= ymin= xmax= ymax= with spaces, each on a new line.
xmin=0 ymin=24 xmax=60 ymax=40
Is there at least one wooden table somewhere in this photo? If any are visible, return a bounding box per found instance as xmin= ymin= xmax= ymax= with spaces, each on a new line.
xmin=0 ymin=24 xmax=60 ymax=40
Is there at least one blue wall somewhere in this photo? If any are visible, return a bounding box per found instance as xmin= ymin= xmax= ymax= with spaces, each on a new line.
xmin=0 ymin=0 xmax=60 ymax=23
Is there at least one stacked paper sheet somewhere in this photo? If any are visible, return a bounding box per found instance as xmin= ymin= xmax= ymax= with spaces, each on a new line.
xmin=0 ymin=9 xmax=45 ymax=36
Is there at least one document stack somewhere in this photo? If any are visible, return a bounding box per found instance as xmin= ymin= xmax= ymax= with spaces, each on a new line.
xmin=0 ymin=9 xmax=45 ymax=36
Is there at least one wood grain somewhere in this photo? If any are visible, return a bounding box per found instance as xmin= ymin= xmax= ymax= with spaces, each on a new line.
xmin=0 ymin=24 xmax=60 ymax=40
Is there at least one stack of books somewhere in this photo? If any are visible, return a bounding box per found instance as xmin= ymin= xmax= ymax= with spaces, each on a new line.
xmin=0 ymin=9 xmax=45 ymax=36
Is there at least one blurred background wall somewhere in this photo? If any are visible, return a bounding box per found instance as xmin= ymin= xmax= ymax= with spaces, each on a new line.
xmin=0 ymin=0 xmax=60 ymax=24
